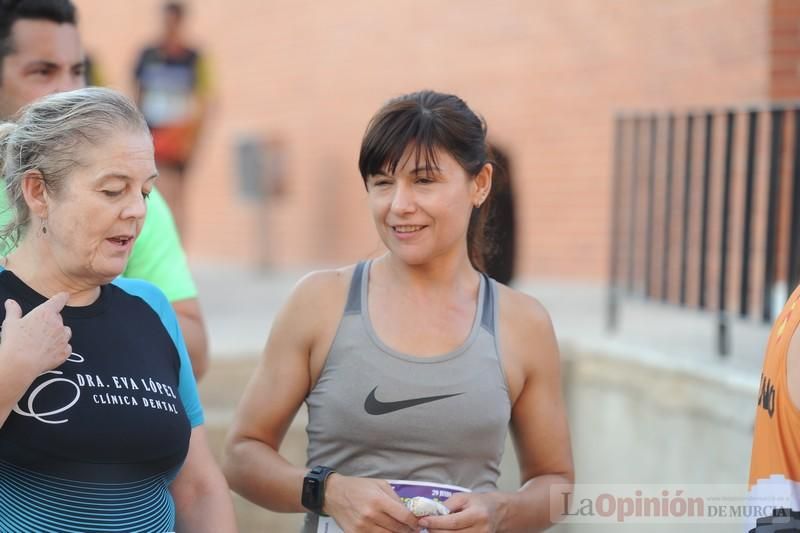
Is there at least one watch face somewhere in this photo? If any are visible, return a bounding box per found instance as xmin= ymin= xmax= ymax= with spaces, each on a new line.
xmin=302 ymin=477 xmax=321 ymax=510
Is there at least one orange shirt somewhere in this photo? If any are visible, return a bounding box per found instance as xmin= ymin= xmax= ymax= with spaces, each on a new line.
xmin=747 ymin=284 xmax=800 ymax=519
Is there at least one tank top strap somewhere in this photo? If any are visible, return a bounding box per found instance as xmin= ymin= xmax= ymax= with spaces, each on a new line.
xmin=344 ymin=261 xmax=368 ymax=315
xmin=479 ymin=273 xmax=496 ymax=334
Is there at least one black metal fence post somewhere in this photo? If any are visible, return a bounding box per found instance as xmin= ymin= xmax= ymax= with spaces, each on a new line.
xmin=740 ymin=110 xmax=759 ymax=317
xmin=788 ymin=109 xmax=800 ymax=293
xmin=627 ymin=118 xmax=642 ymax=293
xmin=645 ymin=115 xmax=658 ymax=298
xmin=608 ymin=115 xmax=625 ymax=331
xmin=717 ymin=111 xmax=735 ymax=356
xmin=764 ymin=109 xmax=785 ymax=322
xmin=679 ymin=114 xmax=695 ymax=306
xmin=661 ymin=114 xmax=676 ymax=302
xmin=699 ymin=112 xmax=715 ymax=310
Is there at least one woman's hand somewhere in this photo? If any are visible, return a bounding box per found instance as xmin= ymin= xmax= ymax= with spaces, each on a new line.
xmin=1 ymin=294 xmax=71 ymax=379
xmin=419 ymin=492 xmax=504 ymax=532
xmin=0 ymin=294 xmax=72 ymax=428
xmin=324 ymin=474 xmax=420 ymax=533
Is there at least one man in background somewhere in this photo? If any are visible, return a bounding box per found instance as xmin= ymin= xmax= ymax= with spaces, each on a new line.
xmin=0 ymin=0 xmax=209 ymax=379
xmin=134 ymin=0 xmax=211 ymax=236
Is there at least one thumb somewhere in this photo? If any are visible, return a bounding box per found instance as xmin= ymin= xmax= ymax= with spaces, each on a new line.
xmin=3 ymin=298 xmax=21 ymax=323
xmin=42 ymin=292 xmax=70 ymax=313
xmin=379 ymin=481 xmax=402 ymax=502
xmin=443 ymin=492 xmax=470 ymax=512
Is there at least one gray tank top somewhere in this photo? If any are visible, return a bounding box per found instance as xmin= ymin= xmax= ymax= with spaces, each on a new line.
xmin=303 ymin=260 xmax=511 ymax=532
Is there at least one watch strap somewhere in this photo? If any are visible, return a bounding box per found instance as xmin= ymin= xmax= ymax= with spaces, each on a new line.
xmin=302 ymin=465 xmax=336 ymax=514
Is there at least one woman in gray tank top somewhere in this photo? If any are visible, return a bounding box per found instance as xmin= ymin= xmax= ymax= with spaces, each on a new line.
xmin=223 ymin=90 xmax=574 ymax=532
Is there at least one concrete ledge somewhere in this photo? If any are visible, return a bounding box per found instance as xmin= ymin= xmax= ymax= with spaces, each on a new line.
xmin=562 ymin=336 xmax=758 ymax=487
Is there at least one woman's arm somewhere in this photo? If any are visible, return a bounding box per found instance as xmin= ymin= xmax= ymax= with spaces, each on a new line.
xmin=223 ymin=270 xmax=419 ymax=532
xmin=171 ymin=298 xmax=209 ymax=379
xmin=223 ymin=271 xmax=330 ymax=511
xmin=421 ymin=289 xmax=574 ymax=533
xmin=499 ymin=292 xmax=574 ymax=530
xmin=171 ymin=426 xmax=237 ymax=533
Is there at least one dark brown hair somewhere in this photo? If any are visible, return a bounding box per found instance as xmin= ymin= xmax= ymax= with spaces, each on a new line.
xmin=0 ymin=0 xmax=77 ymax=83
xmin=163 ymin=1 xmax=185 ymax=19
xmin=358 ymin=90 xmax=495 ymax=272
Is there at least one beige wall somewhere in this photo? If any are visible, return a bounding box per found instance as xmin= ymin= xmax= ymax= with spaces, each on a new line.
xmin=74 ymin=0 xmax=771 ymax=279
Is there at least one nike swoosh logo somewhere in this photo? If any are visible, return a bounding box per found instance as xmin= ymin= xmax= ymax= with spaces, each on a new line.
xmin=364 ymin=386 xmax=464 ymax=415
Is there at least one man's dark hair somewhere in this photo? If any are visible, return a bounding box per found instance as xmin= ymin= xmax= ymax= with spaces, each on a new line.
xmin=163 ymin=1 xmax=185 ymax=19
xmin=0 ymin=0 xmax=77 ymax=77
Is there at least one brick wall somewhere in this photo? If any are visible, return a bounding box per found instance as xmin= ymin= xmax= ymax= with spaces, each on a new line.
xmin=75 ymin=0 xmax=773 ymax=280
xmin=771 ymin=0 xmax=800 ymax=99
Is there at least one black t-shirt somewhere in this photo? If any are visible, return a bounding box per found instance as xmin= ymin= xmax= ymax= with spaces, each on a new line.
xmin=0 ymin=270 xmax=203 ymax=532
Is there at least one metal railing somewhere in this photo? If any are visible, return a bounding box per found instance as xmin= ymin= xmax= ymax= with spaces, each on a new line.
xmin=607 ymin=104 xmax=800 ymax=355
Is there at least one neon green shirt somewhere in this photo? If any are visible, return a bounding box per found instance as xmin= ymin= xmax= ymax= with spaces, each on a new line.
xmin=123 ymin=188 xmax=197 ymax=301
xmin=0 ymin=188 xmax=197 ymax=302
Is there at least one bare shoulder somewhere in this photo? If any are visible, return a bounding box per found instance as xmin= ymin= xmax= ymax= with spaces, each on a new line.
xmin=291 ymin=265 xmax=355 ymax=305
xmin=495 ymin=283 xmax=556 ymax=343
xmin=282 ymin=265 xmax=359 ymax=367
xmin=266 ymin=265 xmax=356 ymax=339
xmin=495 ymin=284 xmax=560 ymax=396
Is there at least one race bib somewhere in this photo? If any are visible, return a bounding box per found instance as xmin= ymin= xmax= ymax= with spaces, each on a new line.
xmin=317 ymin=480 xmax=470 ymax=533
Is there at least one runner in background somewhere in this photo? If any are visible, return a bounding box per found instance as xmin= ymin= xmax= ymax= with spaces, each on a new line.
xmin=134 ymin=0 xmax=211 ymax=237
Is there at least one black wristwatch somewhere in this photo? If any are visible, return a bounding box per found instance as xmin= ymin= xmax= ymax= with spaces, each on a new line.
xmin=301 ymin=465 xmax=336 ymax=514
